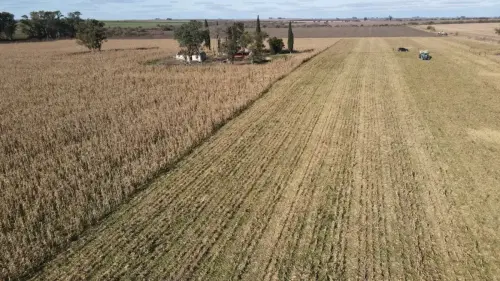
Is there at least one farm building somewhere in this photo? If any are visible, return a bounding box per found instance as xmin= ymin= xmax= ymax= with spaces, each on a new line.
xmin=175 ymin=51 xmax=207 ymax=62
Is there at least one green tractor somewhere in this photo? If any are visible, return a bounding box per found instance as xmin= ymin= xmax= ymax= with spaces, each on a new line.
xmin=419 ymin=50 xmax=431 ymax=60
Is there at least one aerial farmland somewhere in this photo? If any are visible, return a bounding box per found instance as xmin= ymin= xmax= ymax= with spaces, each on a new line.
xmin=1 ymin=11 xmax=500 ymax=281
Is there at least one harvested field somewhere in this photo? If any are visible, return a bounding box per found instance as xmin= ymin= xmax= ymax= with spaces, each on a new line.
xmin=414 ymin=23 xmax=500 ymax=42
xmin=291 ymin=20 xmax=403 ymax=26
xmin=422 ymin=23 xmax=500 ymax=37
xmin=0 ymin=38 xmax=335 ymax=280
xmin=261 ymin=26 xmax=434 ymax=38
xmin=27 ymin=37 xmax=500 ymax=280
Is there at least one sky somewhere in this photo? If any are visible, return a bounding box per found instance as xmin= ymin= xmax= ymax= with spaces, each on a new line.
xmin=2 ymin=0 xmax=500 ymax=20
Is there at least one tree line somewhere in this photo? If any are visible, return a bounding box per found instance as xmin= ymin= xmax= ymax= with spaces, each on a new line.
xmin=0 ymin=11 xmax=83 ymax=40
xmin=174 ymin=16 xmax=295 ymax=64
xmin=20 ymin=11 xmax=84 ymax=39
xmin=0 ymin=12 xmax=17 ymax=40
xmin=0 ymin=10 xmax=107 ymax=51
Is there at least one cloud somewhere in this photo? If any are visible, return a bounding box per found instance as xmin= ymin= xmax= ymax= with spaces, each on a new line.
xmin=2 ymin=0 xmax=498 ymax=19
xmin=440 ymin=0 xmax=480 ymax=3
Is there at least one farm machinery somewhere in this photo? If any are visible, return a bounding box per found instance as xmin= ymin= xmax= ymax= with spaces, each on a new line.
xmin=419 ymin=50 xmax=431 ymax=60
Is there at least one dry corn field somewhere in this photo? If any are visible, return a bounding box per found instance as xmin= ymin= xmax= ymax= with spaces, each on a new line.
xmin=2 ymin=36 xmax=500 ymax=280
xmin=0 ymin=38 xmax=334 ymax=279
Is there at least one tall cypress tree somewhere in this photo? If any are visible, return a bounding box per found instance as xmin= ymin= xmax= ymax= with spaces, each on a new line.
xmin=287 ymin=21 xmax=294 ymax=53
xmin=251 ymin=15 xmax=264 ymax=63
xmin=216 ymin=21 xmax=221 ymax=52
xmin=225 ymin=24 xmax=239 ymax=63
xmin=256 ymin=15 xmax=261 ymax=33
xmin=204 ymin=19 xmax=211 ymax=50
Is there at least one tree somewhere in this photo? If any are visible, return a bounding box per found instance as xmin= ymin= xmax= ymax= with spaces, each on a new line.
xmin=20 ymin=11 xmax=65 ymax=40
xmin=76 ymin=19 xmax=107 ymax=51
xmin=174 ymin=20 xmax=205 ymax=61
xmin=44 ymin=11 xmax=63 ymax=39
xmin=364 ymin=17 xmax=368 ymax=21
xmin=19 ymin=15 xmax=36 ymax=39
xmin=233 ymin=22 xmax=245 ymax=37
xmin=222 ymin=24 xmax=240 ymax=63
xmin=203 ymin=19 xmax=211 ymax=50
xmin=240 ymin=31 xmax=253 ymax=48
xmin=250 ymin=16 xmax=266 ymax=63
xmin=389 ymin=15 xmax=393 ymax=21
xmin=268 ymin=37 xmax=284 ymax=54
xmin=221 ymin=21 xmax=252 ymax=62
xmin=287 ymin=21 xmax=294 ymax=53
xmin=256 ymin=15 xmax=261 ymax=33
xmin=0 ymin=12 xmax=17 ymax=40
xmin=215 ymin=21 xmax=221 ymax=52
xmin=64 ymin=11 xmax=82 ymax=38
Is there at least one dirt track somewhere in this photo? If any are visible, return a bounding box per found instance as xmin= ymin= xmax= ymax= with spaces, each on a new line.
xmin=32 ymin=38 xmax=500 ymax=280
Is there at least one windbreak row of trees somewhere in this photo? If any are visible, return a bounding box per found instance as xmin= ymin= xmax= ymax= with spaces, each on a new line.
xmin=0 ymin=10 xmax=84 ymax=40
xmin=0 ymin=12 xmax=17 ymax=40
xmin=20 ymin=11 xmax=83 ymax=39
xmin=0 ymin=10 xmax=107 ymax=51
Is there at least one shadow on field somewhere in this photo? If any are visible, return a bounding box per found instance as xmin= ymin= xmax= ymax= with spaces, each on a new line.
xmin=288 ymin=49 xmax=314 ymax=54
xmin=66 ymin=46 xmax=160 ymax=56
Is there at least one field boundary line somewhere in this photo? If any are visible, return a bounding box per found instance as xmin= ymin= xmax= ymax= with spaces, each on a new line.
xmin=20 ymin=40 xmax=341 ymax=281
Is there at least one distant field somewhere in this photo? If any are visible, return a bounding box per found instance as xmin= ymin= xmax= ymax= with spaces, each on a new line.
xmin=8 ymin=21 xmax=434 ymax=40
xmin=292 ymin=20 xmax=403 ymax=26
xmin=258 ymin=26 xmax=433 ymax=38
xmin=103 ymin=20 xmax=188 ymax=28
xmin=108 ymin=26 xmax=434 ymax=39
xmin=415 ymin=23 xmax=500 ymax=40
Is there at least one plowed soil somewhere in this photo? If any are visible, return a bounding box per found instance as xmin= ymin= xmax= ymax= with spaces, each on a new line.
xmin=262 ymin=26 xmax=435 ymax=38
xmin=32 ymin=37 xmax=500 ymax=280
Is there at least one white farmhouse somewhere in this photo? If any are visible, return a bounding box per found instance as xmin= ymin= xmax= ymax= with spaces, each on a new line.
xmin=175 ymin=51 xmax=207 ymax=63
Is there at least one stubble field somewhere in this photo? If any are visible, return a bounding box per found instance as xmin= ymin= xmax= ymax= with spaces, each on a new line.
xmin=2 ymin=34 xmax=500 ymax=280
xmin=257 ymin=26 xmax=433 ymax=38
xmin=415 ymin=23 xmax=500 ymax=42
xmin=436 ymin=22 xmax=499 ymax=37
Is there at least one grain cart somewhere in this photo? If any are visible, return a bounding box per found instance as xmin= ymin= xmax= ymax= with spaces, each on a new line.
xmin=419 ymin=50 xmax=431 ymax=60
